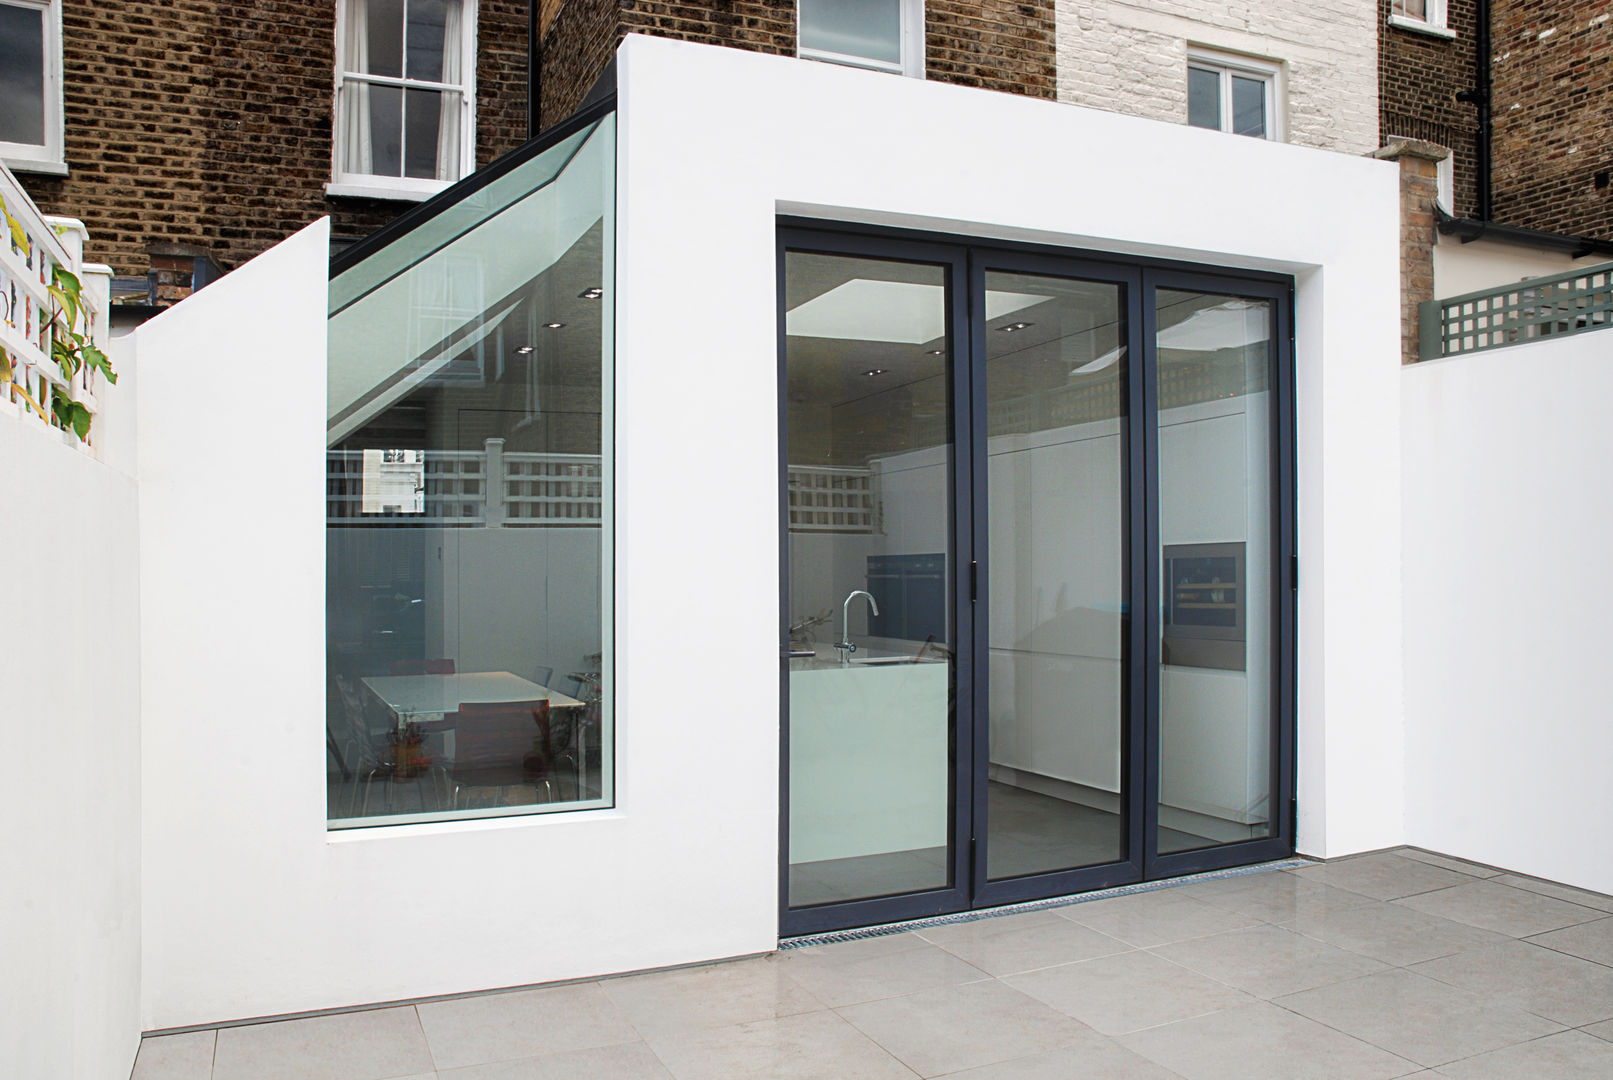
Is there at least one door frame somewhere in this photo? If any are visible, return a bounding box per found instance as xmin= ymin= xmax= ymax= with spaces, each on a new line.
xmin=777 ymin=220 xmax=1298 ymax=937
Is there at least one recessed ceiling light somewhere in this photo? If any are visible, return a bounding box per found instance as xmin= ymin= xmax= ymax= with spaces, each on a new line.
xmin=926 ymin=348 xmax=944 ymax=355
xmin=543 ymin=321 xmax=566 ymax=329
xmin=514 ymin=345 xmax=534 ymax=355
xmin=996 ymin=321 xmax=1034 ymax=333
xmin=862 ymin=368 xmax=889 ymax=377
xmin=578 ymin=287 xmax=603 ymax=299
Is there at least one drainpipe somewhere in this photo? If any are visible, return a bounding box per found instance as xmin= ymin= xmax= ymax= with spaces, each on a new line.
xmin=1455 ymin=0 xmax=1492 ymax=220
xmin=528 ymin=0 xmax=541 ymax=139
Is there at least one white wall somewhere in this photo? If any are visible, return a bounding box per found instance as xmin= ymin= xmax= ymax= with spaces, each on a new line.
xmin=0 ymin=367 xmax=142 ymax=1077
xmin=1432 ymin=234 xmax=1607 ymax=300
xmin=1402 ymin=330 xmax=1613 ymax=894
xmin=1055 ymin=0 xmax=1380 ymax=155
xmin=133 ymin=36 xmax=1402 ymax=1028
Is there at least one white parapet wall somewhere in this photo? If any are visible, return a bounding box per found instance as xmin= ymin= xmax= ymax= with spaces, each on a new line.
xmin=1402 ymin=329 xmax=1613 ymax=894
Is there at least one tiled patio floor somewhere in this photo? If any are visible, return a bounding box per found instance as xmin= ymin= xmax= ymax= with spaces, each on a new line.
xmin=131 ymin=848 xmax=1613 ymax=1079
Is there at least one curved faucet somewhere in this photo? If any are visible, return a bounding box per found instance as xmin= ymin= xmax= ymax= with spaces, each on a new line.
xmin=836 ymin=589 xmax=879 ymax=666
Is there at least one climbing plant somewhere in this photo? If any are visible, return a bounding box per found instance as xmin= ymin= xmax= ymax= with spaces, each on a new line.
xmin=0 ymin=194 xmax=116 ymax=441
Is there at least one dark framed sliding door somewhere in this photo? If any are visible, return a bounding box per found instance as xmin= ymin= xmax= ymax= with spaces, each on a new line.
xmin=778 ymin=222 xmax=1295 ymax=936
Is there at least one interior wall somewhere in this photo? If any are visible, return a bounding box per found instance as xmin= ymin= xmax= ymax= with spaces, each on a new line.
xmin=0 ymin=364 xmax=142 ymax=1077
xmin=1402 ymin=330 xmax=1613 ymax=894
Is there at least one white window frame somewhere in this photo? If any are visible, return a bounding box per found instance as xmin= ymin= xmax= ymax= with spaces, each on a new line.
xmin=1186 ymin=47 xmax=1284 ymax=142
xmin=327 ymin=0 xmax=479 ymax=202
xmin=0 ymin=0 xmax=66 ymax=175
xmin=797 ymin=0 xmax=925 ymax=80
xmin=1389 ymin=0 xmax=1456 ymax=40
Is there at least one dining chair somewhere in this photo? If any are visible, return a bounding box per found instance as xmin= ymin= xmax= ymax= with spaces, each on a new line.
xmin=388 ymin=658 xmax=457 ymax=676
xmin=447 ymin=700 xmax=554 ymax=809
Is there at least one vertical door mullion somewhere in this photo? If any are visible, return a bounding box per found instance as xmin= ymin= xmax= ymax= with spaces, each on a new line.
xmin=1124 ymin=269 xmax=1149 ymax=878
xmin=965 ymin=253 xmax=990 ymax=901
xmin=952 ymin=248 xmax=980 ymax=905
xmin=1139 ymin=273 xmax=1163 ymax=878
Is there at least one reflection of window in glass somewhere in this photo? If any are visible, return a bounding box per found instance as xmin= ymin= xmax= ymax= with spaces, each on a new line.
xmin=332 ymin=0 xmax=475 ymax=199
xmin=325 ymin=113 xmax=615 ymax=829
xmin=1187 ymin=51 xmax=1281 ymax=141
xmin=0 ymin=0 xmax=63 ymax=173
xmin=798 ymin=0 xmax=924 ymax=78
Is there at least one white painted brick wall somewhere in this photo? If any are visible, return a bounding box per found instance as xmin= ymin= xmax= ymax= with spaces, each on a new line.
xmin=1056 ymin=0 xmax=1380 ymax=154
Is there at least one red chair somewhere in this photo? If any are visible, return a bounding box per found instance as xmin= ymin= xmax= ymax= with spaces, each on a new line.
xmin=389 ymin=658 xmax=456 ymax=675
xmin=447 ymin=700 xmax=554 ymax=808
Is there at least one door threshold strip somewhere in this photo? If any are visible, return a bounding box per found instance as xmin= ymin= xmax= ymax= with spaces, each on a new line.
xmin=780 ymin=857 xmax=1314 ymax=949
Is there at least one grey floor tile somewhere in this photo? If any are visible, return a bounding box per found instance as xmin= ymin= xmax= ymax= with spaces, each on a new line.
xmin=646 ymin=1009 xmax=917 ymax=1080
xmin=599 ymin=955 xmax=823 ymax=1038
xmin=1056 ymin=889 xmax=1260 ymax=949
xmin=838 ymin=979 xmax=1094 ymax=1077
xmin=780 ymin=937 xmax=990 ymax=1007
xmin=131 ymin=1030 xmax=216 ymax=1080
xmin=785 ymin=931 xmax=931 ymax=963
xmin=1152 ymin=923 xmax=1389 ymax=998
xmin=1433 ymin=1029 xmax=1613 ymax=1078
xmin=916 ymin=909 xmax=1130 ymax=976
xmin=212 ymin=1006 xmax=434 ymax=1080
xmin=1396 ymin=849 xmax=1504 ymax=878
xmin=1394 ymin=880 xmax=1607 ymax=938
xmin=930 ymin=1040 xmax=1185 ymax=1079
xmin=1005 ymin=949 xmax=1255 ymax=1036
xmin=437 ymin=1042 xmax=670 ymax=1079
xmin=1410 ymin=940 xmax=1613 ymax=1027
xmin=1118 ymin=1001 xmax=1418 ymax=1080
xmin=1528 ymin=916 xmax=1613 ymax=967
xmin=1283 ymin=897 xmax=1508 ymax=965
xmin=1175 ymin=871 xmax=1378 ymax=924
xmin=1491 ymin=875 xmax=1613 ymax=914
xmin=1583 ymin=1018 xmax=1613 ymax=1041
xmin=416 ymin=983 xmax=639 ymax=1071
xmin=1274 ymin=968 xmax=1563 ymax=1068
xmin=1292 ymin=853 xmax=1478 ymax=901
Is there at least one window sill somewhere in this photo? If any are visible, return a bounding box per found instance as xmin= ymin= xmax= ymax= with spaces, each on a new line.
xmin=3 ymin=156 xmax=68 ymax=177
xmin=1388 ymin=14 xmax=1457 ymax=40
xmin=325 ymin=180 xmax=452 ymax=203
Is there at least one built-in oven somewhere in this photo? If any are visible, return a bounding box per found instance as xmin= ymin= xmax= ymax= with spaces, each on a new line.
xmin=1162 ymin=541 xmax=1245 ymax=671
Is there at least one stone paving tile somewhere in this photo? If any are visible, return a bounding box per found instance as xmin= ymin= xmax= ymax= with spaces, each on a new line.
xmin=1433 ymin=1028 xmax=1613 ymax=1078
xmin=1173 ymin=870 xmax=1378 ymax=924
xmin=1395 ymin=849 xmax=1505 ymax=878
xmin=779 ymin=936 xmax=991 ymax=1007
xmin=212 ymin=1006 xmax=435 ymax=1080
xmin=916 ymin=909 xmax=1131 ymax=976
xmin=131 ymin=1030 xmax=216 ymax=1080
xmin=1117 ymin=1001 xmax=1419 ymax=1080
xmin=416 ymin=983 xmax=639 ymax=1071
xmin=1582 ymin=1018 xmax=1613 ymax=1041
xmin=1393 ymin=880 xmax=1607 ymax=938
xmin=1151 ymin=923 xmax=1389 ymax=999
xmin=1291 ymin=853 xmax=1479 ymax=901
xmin=930 ymin=1040 xmax=1185 ymax=1078
xmin=1409 ymin=940 xmax=1613 ymax=1027
xmin=645 ymin=1010 xmax=918 ymax=1080
xmin=437 ymin=1042 xmax=672 ymax=1079
xmin=599 ymin=954 xmax=823 ymax=1039
xmin=1527 ymin=916 xmax=1613 ymax=967
xmin=1490 ymin=874 xmax=1613 ymax=914
xmin=1274 ymin=969 xmax=1563 ymax=1069
xmin=1005 ymin=949 xmax=1255 ymax=1036
xmin=1055 ymin=888 xmax=1261 ymax=948
xmin=1282 ymin=897 xmax=1509 ymax=966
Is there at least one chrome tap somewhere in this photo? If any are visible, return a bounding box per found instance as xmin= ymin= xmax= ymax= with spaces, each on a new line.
xmin=836 ymin=589 xmax=879 ymax=665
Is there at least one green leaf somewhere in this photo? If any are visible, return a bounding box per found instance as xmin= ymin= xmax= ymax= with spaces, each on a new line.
xmin=69 ymin=402 xmax=92 ymax=440
xmin=47 ymin=283 xmax=79 ymax=333
xmin=51 ymin=336 xmax=80 ymax=380
xmin=0 ymin=194 xmax=29 ymax=257
xmin=81 ymin=343 xmax=117 ymax=384
xmin=0 ymin=349 xmax=11 ymax=383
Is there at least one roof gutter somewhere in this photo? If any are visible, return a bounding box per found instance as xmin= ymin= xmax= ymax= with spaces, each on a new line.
xmin=1437 ymin=210 xmax=1613 ymax=259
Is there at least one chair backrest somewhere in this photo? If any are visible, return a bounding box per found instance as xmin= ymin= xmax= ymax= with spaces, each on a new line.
xmin=449 ymin=700 xmax=552 ymax=776
xmin=531 ymin=665 xmax=555 ymax=688
xmin=389 ymin=658 xmax=456 ymax=676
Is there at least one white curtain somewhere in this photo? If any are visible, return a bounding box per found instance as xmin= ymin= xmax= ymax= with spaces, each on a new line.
xmin=435 ymin=1 xmax=462 ymax=181
xmin=342 ymin=0 xmax=373 ymax=175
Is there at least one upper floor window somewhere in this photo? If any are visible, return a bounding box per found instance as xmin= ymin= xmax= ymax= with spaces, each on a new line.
xmin=1187 ymin=50 xmax=1282 ymax=141
xmin=330 ymin=0 xmax=477 ymax=201
xmin=1390 ymin=0 xmax=1452 ymax=36
xmin=798 ymin=0 xmax=924 ymax=78
xmin=0 ymin=0 xmax=64 ymax=174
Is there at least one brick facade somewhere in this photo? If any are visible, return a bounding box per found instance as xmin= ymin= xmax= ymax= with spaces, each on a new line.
xmin=1055 ymin=0 xmax=1381 ymax=155
xmin=1379 ymin=0 xmax=1480 ymax=220
xmin=1490 ymin=1 xmax=1613 ymax=238
xmin=16 ymin=1 xmax=530 ymax=284
xmin=538 ymin=1 xmax=1056 ymax=131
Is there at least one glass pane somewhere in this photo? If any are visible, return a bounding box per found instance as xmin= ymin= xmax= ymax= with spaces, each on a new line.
xmin=326 ymin=115 xmax=616 ymax=827
xmin=1232 ymin=75 xmax=1267 ymax=138
xmin=983 ymin=272 xmax=1128 ymax=881
xmin=785 ymin=251 xmax=954 ymax=907
xmin=405 ymin=0 xmax=454 ymax=82
xmin=0 ymin=3 xmax=45 ymax=147
xmin=1187 ymin=66 xmax=1221 ymax=130
xmin=404 ymin=87 xmax=455 ymax=180
xmin=1395 ymin=0 xmax=1429 ymax=19
xmin=1154 ymin=289 xmax=1275 ymax=854
xmin=363 ymin=0 xmax=405 ymax=77
xmin=353 ymin=83 xmax=403 ymax=177
xmin=799 ymin=0 xmax=902 ymax=65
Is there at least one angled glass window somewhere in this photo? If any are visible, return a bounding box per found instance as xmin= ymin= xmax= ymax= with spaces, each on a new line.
xmin=326 ymin=112 xmax=615 ymax=828
xmin=0 ymin=0 xmax=63 ymax=173
xmin=798 ymin=0 xmax=924 ymax=78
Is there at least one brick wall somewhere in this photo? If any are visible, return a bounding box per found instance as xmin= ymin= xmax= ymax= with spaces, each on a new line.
xmin=1379 ymin=0 xmax=1479 ymax=220
xmin=538 ymin=0 xmax=1056 ymax=130
xmin=1056 ymin=0 xmax=1381 ymax=155
xmin=17 ymin=1 xmax=529 ymax=283
xmin=1491 ymin=2 xmax=1612 ymax=238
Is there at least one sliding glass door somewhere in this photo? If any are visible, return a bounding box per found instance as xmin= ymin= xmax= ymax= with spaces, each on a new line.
xmin=780 ymin=227 xmax=1293 ymax=935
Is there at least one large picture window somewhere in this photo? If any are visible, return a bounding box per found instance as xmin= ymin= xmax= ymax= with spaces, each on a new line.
xmin=326 ymin=110 xmax=615 ymax=827
xmin=0 ymin=0 xmax=63 ymax=173
xmin=331 ymin=0 xmax=476 ymax=200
